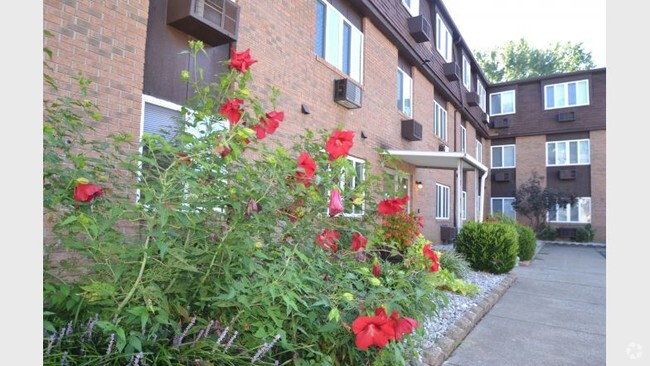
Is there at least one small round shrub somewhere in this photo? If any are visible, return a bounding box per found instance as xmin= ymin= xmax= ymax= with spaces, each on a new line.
xmin=454 ymin=221 xmax=519 ymax=274
xmin=516 ymin=224 xmax=537 ymax=261
xmin=438 ymin=249 xmax=472 ymax=279
xmin=575 ymin=224 xmax=596 ymax=242
xmin=537 ymin=223 xmax=557 ymax=241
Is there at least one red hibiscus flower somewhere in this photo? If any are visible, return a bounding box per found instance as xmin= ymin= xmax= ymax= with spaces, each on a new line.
xmin=389 ymin=310 xmax=419 ymax=341
xmin=228 ymin=48 xmax=257 ymax=73
xmin=73 ymin=182 xmax=103 ymax=203
xmin=351 ymin=307 xmax=396 ymax=350
xmin=296 ymin=152 xmax=316 ymax=187
xmin=329 ymin=189 xmax=343 ymax=217
xmin=316 ymin=228 xmax=340 ymax=252
xmin=372 ymin=261 xmax=381 ymax=277
xmin=219 ymin=98 xmax=244 ymax=124
xmin=351 ymin=232 xmax=367 ymax=251
xmin=377 ymin=195 xmax=409 ymax=215
xmin=253 ymin=111 xmax=284 ymax=140
xmin=423 ymin=244 xmax=440 ymax=272
xmin=325 ymin=130 xmax=354 ymax=161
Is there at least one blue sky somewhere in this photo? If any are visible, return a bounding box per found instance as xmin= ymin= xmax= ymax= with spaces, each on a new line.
xmin=443 ymin=0 xmax=606 ymax=68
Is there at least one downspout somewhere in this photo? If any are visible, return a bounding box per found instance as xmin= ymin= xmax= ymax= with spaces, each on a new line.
xmin=479 ymin=170 xmax=488 ymax=222
xmin=456 ymin=159 xmax=462 ymax=233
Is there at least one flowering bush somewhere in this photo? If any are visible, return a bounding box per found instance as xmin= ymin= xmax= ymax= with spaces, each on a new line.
xmin=380 ymin=209 xmax=423 ymax=252
xmin=43 ymin=40 xmax=446 ymax=365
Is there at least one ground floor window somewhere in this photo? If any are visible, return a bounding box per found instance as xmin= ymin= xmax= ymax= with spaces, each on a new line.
xmin=548 ymin=197 xmax=591 ymax=223
xmin=491 ymin=197 xmax=516 ymax=219
xmin=436 ymin=183 xmax=450 ymax=219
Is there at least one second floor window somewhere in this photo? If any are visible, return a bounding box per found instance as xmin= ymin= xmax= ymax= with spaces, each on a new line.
xmin=402 ymin=0 xmax=420 ymax=16
xmin=544 ymin=79 xmax=589 ymax=109
xmin=436 ymin=14 xmax=453 ymax=62
xmin=490 ymin=90 xmax=516 ymax=115
xmin=476 ymin=139 xmax=483 ymax=163
xmin=477 ymin=79 xmax=486 ymax=112
xmin=436 ymin=183 xmax=450 ymax=219
xmin=315 ymin=0 xmax=364 ymax=83
xmin=491 ymin=144 xmax=516 ymax=168
xmin=460 ymin=125 xmax=466 ymax=153
xmin=546 ymin=139 xmax=590 ymax=166
xmin=462 ymin=54 xmax=471 ymax=90
xmin=434 ymin=100 xmax=447 ymax=141
xmin=397 ymin=67 xmax=413 ymax=117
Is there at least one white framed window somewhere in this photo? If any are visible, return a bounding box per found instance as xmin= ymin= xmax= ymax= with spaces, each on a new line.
xmin=491 ymin=144 xmax=516 ymax=168
xmin=402 ymin=0 xmax=420 ymax=16
xmin=462 ymin=54 xmax=471 ymax=90
xmin=397 ymin=67 xmax=413 ymax=117
xmin=477 ymin=78 xmax=486 ymax=112
xmin=436 ymin=14 xmax=453 ymax=62
xmin=544 ymin=79 xmax=589 ymax=109
xmin=340 ymin=156 xmax=366 ymax=216
xmin=548 ymin=197 xmax=591 ymax=223
xmin=490 ymin=90 xmax=516 ymax=116
xmin=315 ymin=0 xmax=364 ymax=83
xmin=546 ymin=139 xmax=590 ymax=166
xmin=476 ymin=139 xmax=483 ymax=163
xmin=436 ymin=183 xmax=450 ymax=219
xmin=460 ymin=125 xmax=467 ymax=153
xmin=461 ymin=191 xmax=467 ymax=220
xmin=434 ymin=100 xmax=448 ymax=141
xmin=491 ymin=197 xmax=516 ymax=219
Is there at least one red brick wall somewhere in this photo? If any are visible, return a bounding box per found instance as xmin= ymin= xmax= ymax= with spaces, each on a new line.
xmin=590 ymin=130 xmax=606 ymax=242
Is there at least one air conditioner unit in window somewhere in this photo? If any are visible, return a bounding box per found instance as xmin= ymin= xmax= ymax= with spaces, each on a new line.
xmin=466 ymin=92 xmax=479 ymax=107
xmin=407 ymin=15 xmax=432 ymax=43
xmin=558 ymin=169 xmax=577 ymax=180
xmin=557 ymin=111 xmax=576 ymax=122
xmin=493 ymin=171 xmax=511 ymax=182
xmin=333 ymin=78 xmax=362 ymax=109
xmin=443 ymin=62 xmax=461 ymax=82
xmin=167 ymin=0 xmax=240 ymax=46
xmin=481 ymin=112 xmax=490 ymax=123
xmin=401 ymin=119 xmax=423 ymax=141
xmin=492 ymin=118 xmax=510 ymax=129
xmin=438 ymin=144 xmax=449 ymax=152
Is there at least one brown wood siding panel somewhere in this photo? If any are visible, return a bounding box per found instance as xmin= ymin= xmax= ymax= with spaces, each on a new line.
xmin=546 ymin=131 xmax=590 ymax=141
xmin=488 ymin=70 xmax=606 ymax=138
xmin=490 ymin=168 xmax=516 ymax=197
xmin=546 ymin=165 xmax=591 ymax=197
xmin=144 ymin=0 xmax=230 ymax=106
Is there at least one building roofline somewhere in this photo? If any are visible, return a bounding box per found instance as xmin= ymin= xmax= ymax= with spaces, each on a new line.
xmin=490 ymin=67 xmax=607 ymax=87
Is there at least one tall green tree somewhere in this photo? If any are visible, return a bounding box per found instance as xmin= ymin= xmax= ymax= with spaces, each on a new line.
xmin=475 ymin=38 xmax=596 ymax=83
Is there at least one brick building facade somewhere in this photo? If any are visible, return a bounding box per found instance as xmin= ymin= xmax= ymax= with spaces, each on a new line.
xmin=43 ymin=0 xmax=606 ymax=243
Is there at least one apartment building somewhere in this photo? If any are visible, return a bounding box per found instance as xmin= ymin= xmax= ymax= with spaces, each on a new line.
xmin=43 ymin=0 xmax=606 ymax=243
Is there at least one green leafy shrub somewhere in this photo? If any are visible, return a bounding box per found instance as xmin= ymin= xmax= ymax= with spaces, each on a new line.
xmin=437 ymin=249 xmax=471 ymax=279
xmin=430 ymin=268 xmax=479 ymax=296
xmin=454 ymin=221 xmax=519 ymax=274
xmin=537 ymin=223 xmax=557 ymax=241
xmin=43 ymin=39 xmax=448 ymax=365
xmin=516 ymin=225 xmax=537 ymax=261
xmin=575 ymin=224 xmax=596 ymax=242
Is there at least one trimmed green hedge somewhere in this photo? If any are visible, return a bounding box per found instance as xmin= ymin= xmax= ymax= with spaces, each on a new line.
xmin=516 ymin=224 xmax=537 ymax=261
xmin=455 ymin=221 xmax=519 ymax=274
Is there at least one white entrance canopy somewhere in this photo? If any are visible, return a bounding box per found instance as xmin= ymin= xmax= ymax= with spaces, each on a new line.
xmin=382 ymin=150 xmax=489 ymax=227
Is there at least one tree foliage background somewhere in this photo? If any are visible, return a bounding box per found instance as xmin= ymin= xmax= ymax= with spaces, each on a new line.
xmin=475 ymin=38 xmax=596 ymax=83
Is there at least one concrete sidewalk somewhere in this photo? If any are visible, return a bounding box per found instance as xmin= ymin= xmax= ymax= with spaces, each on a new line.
xmin=443 ymin=243 xmax=606 ymax=366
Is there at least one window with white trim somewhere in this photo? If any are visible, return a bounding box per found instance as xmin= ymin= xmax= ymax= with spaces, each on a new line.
xmin=490 ymin=90 xmax=516 ymax=116
xmin=477 ymin=79 xmax=486 ymax=111
xmin=460 ymin=125 xmax=466 ymax=153
xmin=461 ymin=191 xmax=467 ymax=220
xmin=462 ymin=54 xmax=471 ymax=90
xmin=384 ymin=169 xmax=411 ymax=213
xmin=476 ymin=139 xmax=483 ymax=163
xmin=548 ymin=197 xmax=591 ymax=223
xmin=546 ymin=139 xmax=590 ymax=166
xmin=436 ymin=183 xmax=450 ymax=219
xmin=491 ymin=144 xmax=516 ymax=168
xmin=397 ymin=67 xmax=413 ymax=117
xmin=315 ymin=0 xmax=364 ymax=83
xmin=341 ymin=156 xmax=366 ymax=216
xmin=402 ymin=0 xmax=420 ymax=16
xmin=434 ymin=100 xmax=447 ymax=141
xmin=544 ymin=79 xmax=589 ymax=109
xmin=436 ymin=14 xmax=453 ymax=62
xmin=491 ymin=197 xmax=516 ymax=219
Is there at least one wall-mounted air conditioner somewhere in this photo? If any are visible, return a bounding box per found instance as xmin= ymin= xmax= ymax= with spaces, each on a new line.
xmin=438 ymin=144 xmax=449 ymax=152
xmin=333 ymin=78 xmax=362 ymax=109
xmin=407 ymin=15 xmax=431 ymax=43
xmin=443 ymin=62 xmax=461 ymax=82
xmin=401 ymin=119 xmax=423 ymax=141
xmin=493 ymin=171 xmax=511 ymax=182
xmin=558 ymin=169 xmax=577 ymax=180
xmin=492 ymin=118 xmax=510 ymax=128
xmin=466 ymin=92 xmax=479 ymax=107
xmin=167 ymin=0 xmax=240 ymax=46
xmin=557 ymin=111 xmax=576 ymax=122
